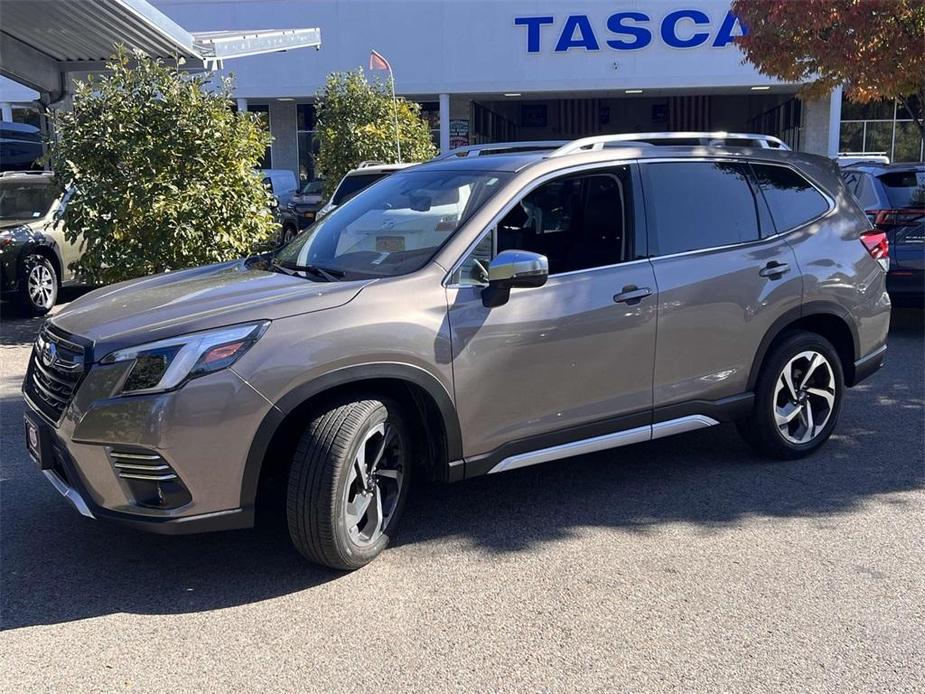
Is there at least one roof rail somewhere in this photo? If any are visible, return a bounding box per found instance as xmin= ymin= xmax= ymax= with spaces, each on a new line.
xmin=356 ymin=160 xmax=387 ymax=168
xmin=550 ymin=131 xmax=789 ymax=157
xmin=435 ymin=141 xmax=567 ymax=160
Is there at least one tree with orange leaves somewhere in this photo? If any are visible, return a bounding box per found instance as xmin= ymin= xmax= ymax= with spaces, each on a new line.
xmin=732 ymin=0 xmax=925 ymax=136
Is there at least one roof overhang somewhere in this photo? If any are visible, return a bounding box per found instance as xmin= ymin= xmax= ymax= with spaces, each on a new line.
xmin=0 ymin=0 xmax=320 ymax=99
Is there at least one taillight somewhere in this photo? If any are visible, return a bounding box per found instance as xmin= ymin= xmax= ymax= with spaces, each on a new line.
xmin=866 ymin=208 xmax=925 ymax=228
xmin=860 ymin=229 xmax=890 ymax=271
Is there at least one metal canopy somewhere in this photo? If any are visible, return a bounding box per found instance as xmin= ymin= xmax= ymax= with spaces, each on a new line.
xmin=0 ymin=0 xmax=321 ymax=99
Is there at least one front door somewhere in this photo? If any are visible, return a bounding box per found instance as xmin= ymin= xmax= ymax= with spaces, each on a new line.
xmin=445 ymin=167 xmax=657 ymax=470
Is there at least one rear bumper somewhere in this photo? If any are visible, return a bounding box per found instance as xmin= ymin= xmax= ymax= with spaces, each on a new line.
xmin=886 ymin=270 xmax=924 ymax=299
xmin=851 ymin=344 xmax=887 ymax=387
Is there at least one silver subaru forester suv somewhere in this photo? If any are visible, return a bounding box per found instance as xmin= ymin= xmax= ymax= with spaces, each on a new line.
xmin=23 ymin=137 xmax=891 ymax=570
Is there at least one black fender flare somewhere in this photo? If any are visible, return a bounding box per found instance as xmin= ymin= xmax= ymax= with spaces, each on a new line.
xmin=239 ymin=362 xmax=463 ymax=509
xmin=746 ymin=300 xmax=860 ymax=391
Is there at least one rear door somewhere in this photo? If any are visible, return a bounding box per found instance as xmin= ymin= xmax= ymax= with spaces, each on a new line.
xmin=640 ymin=159 xmax=805 ymax=415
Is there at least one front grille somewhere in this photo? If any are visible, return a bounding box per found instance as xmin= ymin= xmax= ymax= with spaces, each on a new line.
xmin=24 ymin=323 xmax=90 ymax=424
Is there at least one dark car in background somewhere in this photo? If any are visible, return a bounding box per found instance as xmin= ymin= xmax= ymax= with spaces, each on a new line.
xmin=843 ymin=163 xmax=924 ymax=302
xmin=0 ymin=171 xmax=82 ymax=315
xmin=0 ymin=122 xmax=43 ymax=172
xmin=287 ymin=178 xmax=325 ymax=231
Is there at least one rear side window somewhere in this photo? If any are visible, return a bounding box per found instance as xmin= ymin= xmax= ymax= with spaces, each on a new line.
xmin=751 ymin=164 xmax=830 ymax=232
xmin=643 ymin=162 xmax=760 ymax=256
xmin=877 ymin=170 xmax=925 ymax=208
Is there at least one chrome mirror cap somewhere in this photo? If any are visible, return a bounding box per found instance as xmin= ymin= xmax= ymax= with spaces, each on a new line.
xmin=488 ymin=250 xmax=549 ymax=288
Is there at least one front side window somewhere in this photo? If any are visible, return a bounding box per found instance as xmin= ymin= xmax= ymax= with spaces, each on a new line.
xmin=643 ymin=162 xmax=760 ymax=256
xmin=751 ymin=164 xmax=831 ymax=232
xmin=276 ymin=170 xmax=509 ymax=279
xmin=498 ymin=170 xmax=628 ymax=276
xmin=453 ymin=169 xmax=630 ymax=283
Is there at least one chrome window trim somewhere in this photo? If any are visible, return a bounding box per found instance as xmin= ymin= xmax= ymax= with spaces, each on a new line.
xmin=443 ymin=160 xmax=637 ymax=288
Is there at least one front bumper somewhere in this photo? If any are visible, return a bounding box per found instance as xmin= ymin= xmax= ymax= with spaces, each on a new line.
xmin=28 ymin=427 xmax=252 ymax=534
xmin=23 ymin=352 xmax=274 ymax=534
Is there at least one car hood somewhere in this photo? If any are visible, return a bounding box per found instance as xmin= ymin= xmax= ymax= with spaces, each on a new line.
xmin=51 ymin=259 xmax=374 ymax=357
xmin=0 ymin=217 xmax=39 ymax=230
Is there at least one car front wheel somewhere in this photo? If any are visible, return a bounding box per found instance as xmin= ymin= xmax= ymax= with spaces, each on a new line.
xmin=286 ymin=397 xmax=410 ymax=570
xmin=737 ymin=330 xmax=844 ymax=459
xmin=16 ymin=254 xmax=58 ymax=316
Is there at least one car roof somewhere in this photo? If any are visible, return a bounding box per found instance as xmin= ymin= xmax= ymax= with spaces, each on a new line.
xmin=345 ymin=163 xmax=416 ymax=176
xmin=843 ymin=162 xmax=925 ymax=174
xmin=410 ymin=144 xmax=824 ymax=175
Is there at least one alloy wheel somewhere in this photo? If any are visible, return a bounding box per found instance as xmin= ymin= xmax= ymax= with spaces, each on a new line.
xmin=773 ymin=350 xmax=837 ymax=445
xmin=27 ymin=262 xmax=55 ymax=310
xmin=343 ymin=421 xmax=404 ymax=547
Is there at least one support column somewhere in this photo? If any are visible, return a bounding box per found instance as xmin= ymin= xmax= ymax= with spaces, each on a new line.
xmin=827 ymin=85 xmax=843 ymax=157
xmin=236 ymin=98 xmax=247 ymax=112
xmin=439 ymin=93 xmax=450 ymax=154
xmin=1 ymin=103 xmax=12 ymax=121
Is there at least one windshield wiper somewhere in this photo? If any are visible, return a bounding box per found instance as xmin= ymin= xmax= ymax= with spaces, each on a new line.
xmin=272 ymin=259 xmax=345 ymax=282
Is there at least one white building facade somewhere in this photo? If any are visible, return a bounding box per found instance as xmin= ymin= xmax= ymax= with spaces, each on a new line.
xmin=152 ymin=0 xmax=920 ymax=180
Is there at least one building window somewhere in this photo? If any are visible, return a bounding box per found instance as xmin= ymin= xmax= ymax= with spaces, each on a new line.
xmin=839 ymin=96 xmax=924 ymax=162
xmin=297 ymin=104 xmax=318 ymax=182
xmin=747 ymin=98 xmax=802 ymax=150
xmin=419 ymin=102 xmax=440 ymax=149
xmin=247 ymin=104 xmax=272 ymax=169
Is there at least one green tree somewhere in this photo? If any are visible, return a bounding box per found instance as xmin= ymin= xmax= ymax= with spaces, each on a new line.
xmin=49 ymin=48 xmax=276 ymax=285
xmin=314 ymin=69 xmax=437 ymax=196
xmin=733 ymin=0 xmax=925 ymax=136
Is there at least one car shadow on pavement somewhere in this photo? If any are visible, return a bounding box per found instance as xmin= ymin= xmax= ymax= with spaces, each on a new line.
xmin=1 ymin=309 xmax=922 ymax=630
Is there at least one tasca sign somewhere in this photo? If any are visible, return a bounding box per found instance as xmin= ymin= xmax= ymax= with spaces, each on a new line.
xmin=514 ymin=10 xmax=746 ymax=53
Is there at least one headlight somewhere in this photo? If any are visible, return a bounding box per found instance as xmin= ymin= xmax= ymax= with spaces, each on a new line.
xmin=101 ymin=322 xmax=269 ymax=395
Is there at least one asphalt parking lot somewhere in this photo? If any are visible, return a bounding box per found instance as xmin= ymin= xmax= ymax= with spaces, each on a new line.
xmin=1 ymin=296 xmax=922 ymax=693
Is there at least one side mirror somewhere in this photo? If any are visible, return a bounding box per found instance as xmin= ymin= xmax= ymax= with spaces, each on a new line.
xmin=482 ymin=249 xmax=549 ymax=308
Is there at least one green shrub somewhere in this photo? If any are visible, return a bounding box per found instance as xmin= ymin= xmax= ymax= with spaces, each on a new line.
xmin=49 ymin=48 xmax=276 ymax=284
xmin=314 ymin=70 xmax=437 ymax=196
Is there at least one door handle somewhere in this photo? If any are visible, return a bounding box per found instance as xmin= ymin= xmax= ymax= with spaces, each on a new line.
xmin=759 ymin=261 xmax=790 ymax=279
xmin=613 ymin=285 xmax=653 ymax=305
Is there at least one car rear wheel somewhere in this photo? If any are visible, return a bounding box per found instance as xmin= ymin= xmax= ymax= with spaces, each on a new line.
xmin=16 ymin=254 xmax=58 ymax=316
xmin=286 ymin=397 xmax=410 ymax=570
xmin=737 ymin=330 xmax=844 ymax=459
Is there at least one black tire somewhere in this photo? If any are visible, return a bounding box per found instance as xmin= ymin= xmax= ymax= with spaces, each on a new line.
xmin=15 ymin=253 xmax=58 ymax=317
xmin=737 ymin=330 xmax=844 ymax=460
xmin=286 ymin=397 xmax=411 ymax=570
xmin=282 ymin=225 xmax=297 ymax=245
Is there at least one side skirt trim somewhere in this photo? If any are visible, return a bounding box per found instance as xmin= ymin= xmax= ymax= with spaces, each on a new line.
xmin=486 ymin=414 xmax=719 ymax=475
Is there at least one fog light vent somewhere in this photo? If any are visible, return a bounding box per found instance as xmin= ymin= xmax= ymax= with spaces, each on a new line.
xmin=111 ymin=451 xmax=177 ymax=481
xmin=109 ymin=449 xmax=190 ymax=509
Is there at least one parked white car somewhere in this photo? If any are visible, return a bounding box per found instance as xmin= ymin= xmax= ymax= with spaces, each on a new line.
xmin=315 ymin=162 xmax=416 ymax=220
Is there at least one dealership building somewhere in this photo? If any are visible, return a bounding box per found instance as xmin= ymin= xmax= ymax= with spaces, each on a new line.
xmin=6 ymin=0 xmax=924 ymax=179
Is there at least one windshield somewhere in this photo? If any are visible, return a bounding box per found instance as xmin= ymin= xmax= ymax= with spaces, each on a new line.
xmin=332 ymin=173 xmax=389 ymax=205
xmin=878 ymin=170 xmax=925 ymax=208
xmin=0 ymin=180 xmax=59 ymax=220
xmin=275 ymin=169 xmax=510 ymax=279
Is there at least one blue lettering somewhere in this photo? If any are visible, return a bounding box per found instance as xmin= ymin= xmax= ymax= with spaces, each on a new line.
xmin=712 ymin=10 xmax=747 ymax=47
xmin=660 ymin=9 xmax=710 ymax=48
xmin=606 ymin=11 xmax=652 ymax=50
xmin=514 ymin=16 xmax=555 ymax=53
xmin=554 ymin=15 xmax=600 ymax=52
